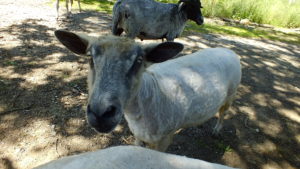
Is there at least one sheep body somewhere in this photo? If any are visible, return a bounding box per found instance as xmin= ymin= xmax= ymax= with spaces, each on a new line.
xmin=125 ymin=48 xmax=241 ymax=149
xmin=34 ymin=146 xmax=237 ymax=169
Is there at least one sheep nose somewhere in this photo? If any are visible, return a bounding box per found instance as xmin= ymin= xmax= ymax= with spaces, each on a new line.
xmin=87 ymin=104 xmax=117 ymax=119
xmin=102 ymin=105 xmax=117 ymax=118
xmin=196 ymin=16 xmax=204 ymax=25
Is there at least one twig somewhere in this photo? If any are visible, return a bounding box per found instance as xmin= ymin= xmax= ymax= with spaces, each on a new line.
xmin=121 ymin=137 xmax=131 ymax=144
xmin=244 ymin=117 xmax=257 ymax=131
xmin=0 ymin=104 xmax=33 ymax=115
xmin=55 ymin=138 xmax=61 ymax=157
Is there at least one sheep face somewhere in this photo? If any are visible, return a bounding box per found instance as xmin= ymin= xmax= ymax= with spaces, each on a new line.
xmin=179 ymin=0 xmax=204 ymax=25
xmin=54 ymin=30 xmax=183 ymax=133
xmin=86 ymin=38 xmax=144 ymax=133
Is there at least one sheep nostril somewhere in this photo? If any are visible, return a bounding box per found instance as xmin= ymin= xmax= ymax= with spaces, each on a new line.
xmin=102 ymin=105 xmax=117 ymax=118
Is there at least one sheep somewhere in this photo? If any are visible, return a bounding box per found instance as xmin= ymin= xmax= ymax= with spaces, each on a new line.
xmin=54 ymin=30 xmax=242 ymax=151
xmin=34 ymin=145 xmax=237 ymax=169
xmin=56 ymin=0 xmax=81 ymax=20
xmin=112 ymin=0 xmax=204 ymax=41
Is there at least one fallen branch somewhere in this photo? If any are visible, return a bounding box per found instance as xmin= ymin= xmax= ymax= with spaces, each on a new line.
xmin=0 ymin=104 xmax=33 ymax=115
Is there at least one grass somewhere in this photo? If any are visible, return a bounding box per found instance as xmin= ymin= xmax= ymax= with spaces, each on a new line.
xmin=80 ymin=0 xmax=114 ymax=13
xmin=184 ymin=21 xmax=300 ymax=44
xmin=201 ymin=0 xmax=300 ymax=28
xmin=198 ymin=139 xmax=233 ymax=153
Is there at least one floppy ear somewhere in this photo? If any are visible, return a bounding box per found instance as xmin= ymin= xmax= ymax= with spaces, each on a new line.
xmin=144 ymin=42 xmax=184 ymax=63
xmin=55 ymin=30 xmax=89 ymax=55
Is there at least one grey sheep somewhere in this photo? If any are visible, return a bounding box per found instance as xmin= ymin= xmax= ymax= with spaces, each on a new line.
xmin=112 ymin=0 xmax=204 ymax=41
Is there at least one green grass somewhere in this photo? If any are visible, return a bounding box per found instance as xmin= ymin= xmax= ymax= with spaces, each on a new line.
xmin=198 ymin=139 xmax=233 ymax=153
xmin=80 ymin=0 xmax=114 ymax=13
xmin=184 ymin=21 xmax=300 ymax=44
xmin=201 ymin=0 xmax=300 ymax=28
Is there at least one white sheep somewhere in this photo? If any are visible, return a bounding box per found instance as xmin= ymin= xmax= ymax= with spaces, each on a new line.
xmin=34 ymin=146 xmax=237 ymax=169
xmin=55 ymin=30 xmax=242 ymax=151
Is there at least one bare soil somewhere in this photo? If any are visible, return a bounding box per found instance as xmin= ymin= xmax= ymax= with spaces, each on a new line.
xmin=0 ymin=0 xmax=299 ymax=169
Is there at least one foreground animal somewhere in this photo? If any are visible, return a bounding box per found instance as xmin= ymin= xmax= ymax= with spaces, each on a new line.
xmin=112 ymin=0 xmax=204 ymax=41
xmin=56 ymin=0 xmax=81 ymax=19
xmin=34 ymin=146 xmax=237 ymax=169
xmin=55 ymin=30 xmax=241 ymax=151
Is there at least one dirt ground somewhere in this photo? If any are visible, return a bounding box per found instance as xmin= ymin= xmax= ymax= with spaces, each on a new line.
xmin=0 ymin=0 xmax=299 ymax=169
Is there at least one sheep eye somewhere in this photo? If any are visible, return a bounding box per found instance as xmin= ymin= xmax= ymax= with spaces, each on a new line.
xmin=127 ymin=56 xmax=143 ymax=77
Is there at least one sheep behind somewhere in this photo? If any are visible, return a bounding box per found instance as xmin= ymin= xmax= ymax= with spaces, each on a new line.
xmin=34 ymin=146 xmax=237 ymax=169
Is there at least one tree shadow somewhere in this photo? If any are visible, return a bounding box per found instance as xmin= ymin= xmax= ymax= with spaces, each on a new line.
xmin=0 ymin=7 xmax=299 ymax=169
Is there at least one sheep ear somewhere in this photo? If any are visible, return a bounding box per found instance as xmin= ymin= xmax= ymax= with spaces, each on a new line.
xmin=144 ymin=42 xmax=184 ymax=63
xmin=178 ymin=2 xmax=186 ymax=11
xmin=55 ymin=30 xmax=89 ymax=55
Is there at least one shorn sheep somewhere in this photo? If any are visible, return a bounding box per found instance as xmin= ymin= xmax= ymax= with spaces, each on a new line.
xmin=112 ymin=0 xmax=204 ymax=41
xmin=56 ymin=0 xmax=81 ymax=19
xmin=55 ymin=30 xmax=242 ymax=151
xmin=34 ymin=146 xmax=237 ymax=169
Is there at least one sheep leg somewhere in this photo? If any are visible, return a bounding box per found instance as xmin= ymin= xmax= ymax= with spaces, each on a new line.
xmin=78 ymin=0 xmax=82 ymax=12
xmin=124 ymin=17 xmax=140 ymax=39
xmin=150 ymin=133 xmax=174 ymax=152
xmin=69 ymin=0 xmax=73 ymax=13
xmin=212 ymin=101 xmax=231 ymax=135
xmin=126 ymin=29 xmax=139 ymax=39
xmin=134 ymin=138 xmax=145 ymax=147
xmin=65 ymin=0 xmax=69 ymax=13
xmin=56 ymin=0 xmax=60 ymax=20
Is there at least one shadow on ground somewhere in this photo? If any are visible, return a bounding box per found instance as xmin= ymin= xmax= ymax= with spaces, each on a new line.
xmin=0 ymin=10 xmax=299 ymax=169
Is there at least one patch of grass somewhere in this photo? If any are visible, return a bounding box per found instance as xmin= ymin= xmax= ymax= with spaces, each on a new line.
xmin=184 ymin=21 xmax=300 ymax=44
xmin=198 ymin=140 xmax=210 ymax=148
xmin=215 ymin=141 xmax=232 ymax=153
xmin=201 ymin=0 xmax=300 ymax=28
xmin=3 ymin=61 xmax=18 ymax=66
xmin=52 ymin=0 xmax=114 ymax=13
xmin=80 ymin=0 xmax=114 ymax=13
xmin=198 ymin=139 xmax=233 ymax=153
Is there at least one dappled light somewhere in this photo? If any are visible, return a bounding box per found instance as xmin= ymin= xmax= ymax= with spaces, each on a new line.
xmin=0 ymin=0 xmax=299 ymax=169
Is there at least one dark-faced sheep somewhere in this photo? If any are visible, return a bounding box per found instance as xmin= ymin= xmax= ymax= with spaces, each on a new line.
xmin=112 ymin=0 xmax=204 ymax=41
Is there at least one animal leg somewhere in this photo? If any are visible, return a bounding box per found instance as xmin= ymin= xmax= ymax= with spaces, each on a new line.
xmin=150 ymin=133 xmax=174 ymax=152
xmin=78 ymin=0 xmax=82 ymax=12
xmin=124 ymin=15 xmax=140 ymax=39
xmin=166 ymin=38 xmax=174 ymax=42
xmin=69 ymin=0 xmax=73 ymax=13
xmin=56 ymin=0 xmax=60 ymax=20
xmin=65 ymin=0 xmax=69 ymax=13
xmin=126 ymin=28 xmax=139 ymax=39
xmin=212 ymin=101 xmax=231 ymax=135
xmin=134 ymin=138 xmax=144 ymax=146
